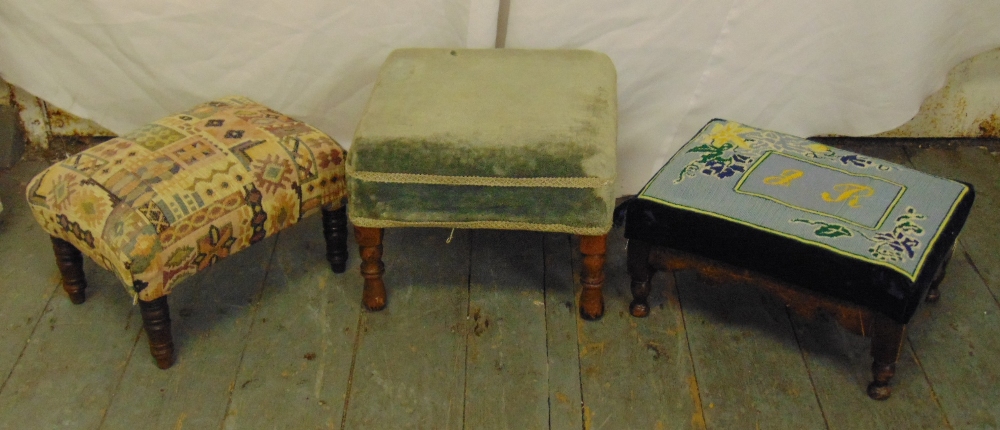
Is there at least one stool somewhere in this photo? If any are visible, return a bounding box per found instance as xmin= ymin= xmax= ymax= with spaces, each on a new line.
xmin=25 ymin=96 xmax=349 ymax=368
xmin=347 ymin=49 xmax=617 ymax=319
xmin=620 ymin=119 xmax=974 ymax=399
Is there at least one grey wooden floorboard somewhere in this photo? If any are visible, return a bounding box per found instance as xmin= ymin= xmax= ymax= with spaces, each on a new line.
xmin=789 ymin=312 xmax=950 ymax=429
xmin=221 ymin=216 xmax=362 ymax=429
xmin=464 ymin=230 xmax=550 ymax=429
xmin=575 ymin=231 xmax=703 ymax=430
xmin=0 ymin=160 xmax=60 ymax=386
xmin=906 ymin=242 xmax=1000 ymax=428
xmin=677 ymin=271 xmax=826 ymax=429
xmin=100 ymin=234 xmax=277 ymax=430
xmin=542 ymin=233 xmax=584 ymax=430
xmin=905 ymin=145 xmax=1000 ymax=427
xmin=0 ymin=257 xmax=138 ymax=430
xmin=343 ymin=228 xmax=470 ymax=429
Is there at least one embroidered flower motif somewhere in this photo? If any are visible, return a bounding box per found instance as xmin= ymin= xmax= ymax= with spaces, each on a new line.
xmin=866 ymin=207 xmax=926 ymax=262
xmin=700 ymin=122 xmax=755 ymax=150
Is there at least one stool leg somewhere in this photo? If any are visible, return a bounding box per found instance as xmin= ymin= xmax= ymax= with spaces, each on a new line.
xmin=355 ymin=226 xmax=386 ymax=311
xmin=322 ymin=206 xmax=349 ymax=273
xmin=867 ymin=314 xmax=905 ymax=400
xmin=578 ymin=234 xmax=607 ymax=321
xmin=139 ymin=296 xmax=174 ymax=369
xmin=627 ymin=239 xmax=655 ymax=318
xmin=926 ymin=245 xmax=954 ymax=303
xmin=50 ymin=236 xmax=87 ymax=304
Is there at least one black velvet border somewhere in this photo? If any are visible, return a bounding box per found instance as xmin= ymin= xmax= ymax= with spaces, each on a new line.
xmin=623 ymin=184 xmax=975 ymax=324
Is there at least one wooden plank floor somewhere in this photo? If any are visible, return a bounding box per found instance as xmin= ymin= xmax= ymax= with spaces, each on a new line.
xmin=1 ymin=140 xmax=998 ymax=429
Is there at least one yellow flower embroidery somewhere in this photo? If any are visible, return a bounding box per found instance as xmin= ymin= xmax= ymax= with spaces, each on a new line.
xmin=701 ymin=122 xmax=755 ymax=149
xmin=807 ymin=143 xmax=829 ymax=153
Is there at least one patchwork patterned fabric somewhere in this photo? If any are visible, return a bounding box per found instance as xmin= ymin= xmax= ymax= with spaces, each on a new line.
xmin=622 ymin=119 xmax=974 ymax=324
xmin=26 ymin=96 xmax=346 ymax=301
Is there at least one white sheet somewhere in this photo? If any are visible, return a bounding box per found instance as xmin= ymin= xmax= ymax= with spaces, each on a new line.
xmin=2 ymin=1 xmax=999 ymax=194
xmin=0 ymin=0 xmax=497 ymax=146
xmin=507 ymin=0 xmax=1000 ymax=193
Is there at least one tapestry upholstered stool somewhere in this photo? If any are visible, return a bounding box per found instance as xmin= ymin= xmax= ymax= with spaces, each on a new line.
xmin=25 ymin=96 xmax=349 ymax=368
xmin=619 ymin=119 xmax=974 ymax=399
xmin=347 ymin=48 xmax=617 ymax=319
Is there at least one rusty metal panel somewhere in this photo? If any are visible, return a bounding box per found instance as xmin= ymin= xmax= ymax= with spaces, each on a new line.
xmin=876 ymin=48 xmax=1000 ymax=138
xmin=45 ymin=104 xmax=115 ymax=138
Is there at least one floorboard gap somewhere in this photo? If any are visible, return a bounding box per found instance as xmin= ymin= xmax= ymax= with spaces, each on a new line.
xmin=906 ymin=339 xmax=954 ymax=430
xmin=218 ymin=237 xmax=280 ymax=429
xmin=0 ymin=282 xmax=59 ymax=395
xmin=786 ymin=307 xmax=832 ymax=430
xmin=339 ymin=311 xmax=365 ymax=430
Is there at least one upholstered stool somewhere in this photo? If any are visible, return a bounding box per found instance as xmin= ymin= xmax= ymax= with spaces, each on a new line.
xmin=25 ymin=96 xmax=348 ymax=368
xmin=347 ymin=48 xmax=617 ymax=319
xmin=619 ymin=119 xmax=974 ymax=399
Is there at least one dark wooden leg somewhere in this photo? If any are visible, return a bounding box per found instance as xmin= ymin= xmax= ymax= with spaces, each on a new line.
xmin=627 ymin=239 xmax=655 ymax=317
xmin=578 ymin=234 xmax=607 ymax=321
xmin=926 ymin=246 xmax=954 ymax=303
xmin=355 ymin=226 xmax=386 ymax=311
xmin=139 ymin=296 xmax=174 ymax=369
xmin=867 ymin=314 xmax=905 ymax=400
xmin=322 ymin=206 xmax=349 ymax=273
xmin=50 ymin=236 xmax=87 ymax=304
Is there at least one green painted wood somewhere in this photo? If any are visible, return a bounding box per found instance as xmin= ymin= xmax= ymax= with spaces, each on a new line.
xmin=343 ymin=228 xmax=470 ymax=429
xmin=906 ymin=241 xmax=1000 ymax=428
xmin=100 ymin=234 xmax=277 ymax=429
xmin=0 ymin=160 xmax=59 ymax=386
xmin=676 ymin=271 xmax=826 ymax=429
xmin=789 ymin=312 xmax=950 ymax=429
xmin=0 ymin=256 xmax=138 ymax=429
xmin=906 ymin=146 xmax=1000 ymax=297
xmin=220 ymin=216 xmax=362 ymax=429
xmin=464 ymin=230 xmax=550 ymax=429
xmin=542 ymin=233 xmax=584 ymax=430
xmin=575 ymin=231 xmax=704 ymax=430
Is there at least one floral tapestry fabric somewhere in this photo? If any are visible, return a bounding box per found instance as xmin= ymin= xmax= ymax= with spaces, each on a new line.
xmin=26 ymin=96 xmax=346 ymax=301
xmin=638 ymin=119 xmax=970 ymax=281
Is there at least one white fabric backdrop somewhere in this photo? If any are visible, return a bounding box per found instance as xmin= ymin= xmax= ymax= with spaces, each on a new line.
xmin=3 ymin=1 xmax=1000 ymax=194
xmin=507 ymin=0 xmax=1000 ymax=193
xmin=0 ymin=0 xmax=499 ymax=144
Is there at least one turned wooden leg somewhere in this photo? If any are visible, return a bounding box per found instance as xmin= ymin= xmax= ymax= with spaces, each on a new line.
xmin=867 ymin=314 xmax=906 ymax=400
xmin=50 ymin=236 xmax=87 ymax=304
xmin=139 ymin=296 xmax=174 ymax=369
xmin=355 ymin=226 xmax=386 ymax=311
xmin=322 ymin=206 xmax=349 ymax=273
xmin=627 ymin=239 xmax=655 ymax=318
xmin=926 ymin=246 xmax=954 ymax=303
xmin=578 ymin=234 xmax=607 ymax=321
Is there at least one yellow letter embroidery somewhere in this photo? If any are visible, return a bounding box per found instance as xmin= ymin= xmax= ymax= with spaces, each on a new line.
xmin=763 ymin=169 xmax=804 ymax=187
xmin=822 ymin=184 xmax=874 ymax=208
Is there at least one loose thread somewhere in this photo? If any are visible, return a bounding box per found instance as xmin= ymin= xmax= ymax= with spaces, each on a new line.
xmin=446 ymin=228 xmax=456 ymax=244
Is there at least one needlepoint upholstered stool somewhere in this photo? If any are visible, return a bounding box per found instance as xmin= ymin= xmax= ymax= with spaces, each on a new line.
xmin=619 ymin=119 xmax=974 ymax=399
xmin=347 ymin=48 xmax=617 ymax=319
xmin=26 ymin=96 xmax=349 ymax=368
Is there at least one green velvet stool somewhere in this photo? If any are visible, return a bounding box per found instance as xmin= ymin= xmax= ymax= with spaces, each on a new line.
xmin=347 ymin=48 xmax=618 ymax=319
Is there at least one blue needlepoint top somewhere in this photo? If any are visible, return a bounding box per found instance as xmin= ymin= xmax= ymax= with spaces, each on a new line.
xmin=639 ymin=119 xmax=970 ymax=281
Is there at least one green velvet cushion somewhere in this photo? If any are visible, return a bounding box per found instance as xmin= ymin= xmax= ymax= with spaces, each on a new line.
xmin=348 ymin=48 xmax=618 ymax=235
